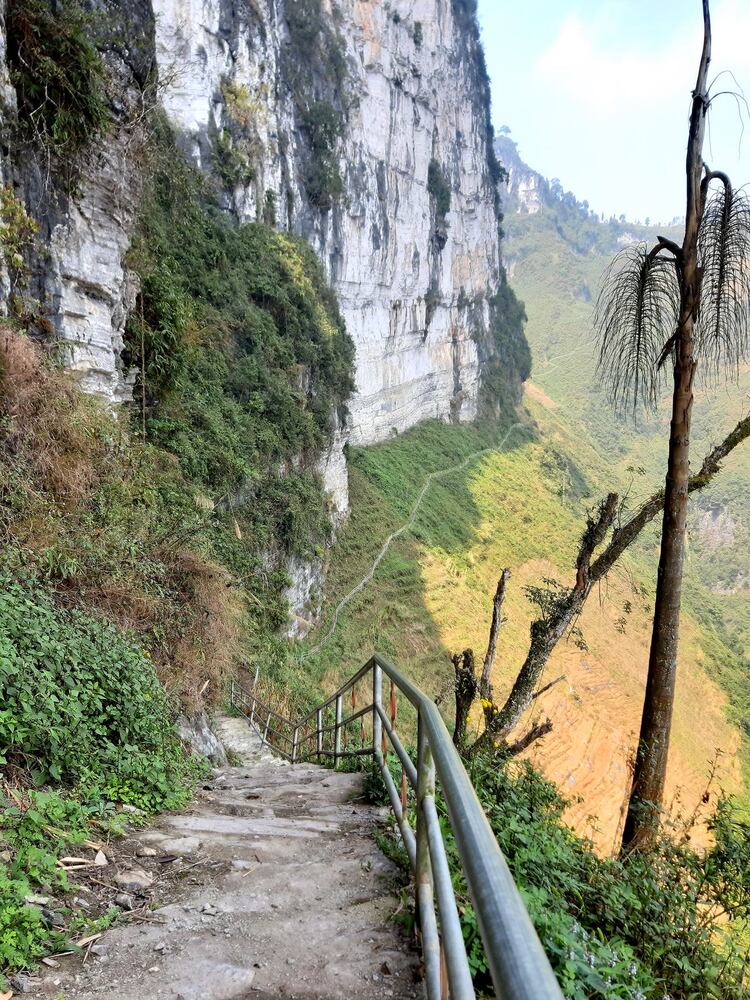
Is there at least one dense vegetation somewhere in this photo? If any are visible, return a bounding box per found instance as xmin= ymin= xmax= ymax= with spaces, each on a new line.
xmin=0 ymin=87 xmax=354 ymax=988
xmin=5 ymin=0 xmax=110 ymax=181
xmin=368 ymin=751 xmax=750 ymax=999
xmin=128 ymin=118 xmax=353 ymax=512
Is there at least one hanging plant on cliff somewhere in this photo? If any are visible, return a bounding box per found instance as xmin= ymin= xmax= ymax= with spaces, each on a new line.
xmin=6 ymin=0 xmax=110 ymax=184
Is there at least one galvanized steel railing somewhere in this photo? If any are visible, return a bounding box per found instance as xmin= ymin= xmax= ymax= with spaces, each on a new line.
xmin=229 ymin=653 xmax=563 ymax=1000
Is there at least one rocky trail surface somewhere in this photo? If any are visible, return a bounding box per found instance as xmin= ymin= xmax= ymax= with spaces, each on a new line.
xmin=29 ymin=718 xmax=421 ymax=1000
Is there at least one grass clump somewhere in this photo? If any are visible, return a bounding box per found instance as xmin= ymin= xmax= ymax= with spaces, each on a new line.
xmin=427 ymin=158 xmax=451 ymax=225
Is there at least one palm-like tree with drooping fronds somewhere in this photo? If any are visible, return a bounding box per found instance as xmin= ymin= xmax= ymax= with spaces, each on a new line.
xmin=594 ymin=0 xmax=750 ymax=853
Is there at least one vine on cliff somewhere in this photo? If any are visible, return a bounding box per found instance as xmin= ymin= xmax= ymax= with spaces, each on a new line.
xmin=283 ymin=0 xmax=350 ymax=212
xmin=6 ymin=0 xmax=110 ymax=188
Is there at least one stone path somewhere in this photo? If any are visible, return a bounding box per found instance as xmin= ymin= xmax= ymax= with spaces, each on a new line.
xmin=31 ymin=717 xmax=421 ymax=999
xmin=303 ymin=420 xmax=527 ymax=658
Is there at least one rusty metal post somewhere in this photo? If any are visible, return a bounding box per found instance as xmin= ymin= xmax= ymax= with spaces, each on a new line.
xmin=316 ymin=708 xmax=323 ymax=762
xmin=372 ymin=662 xmax=382 ymax=758
xmin=334 ymin=693 xmax=343 ymax=767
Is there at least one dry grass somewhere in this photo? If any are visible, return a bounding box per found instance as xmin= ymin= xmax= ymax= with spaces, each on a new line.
xmin=0 ymin=327 xmax=103 ymax=500
xmin=0 ymin=326 xmax=243 ymax=710
xmin=166 ymin=551 xmax=242 ymax=708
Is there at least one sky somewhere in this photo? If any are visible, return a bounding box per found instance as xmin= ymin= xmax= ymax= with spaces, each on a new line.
xmin=477 ymin=0 xmax=750 ymax=223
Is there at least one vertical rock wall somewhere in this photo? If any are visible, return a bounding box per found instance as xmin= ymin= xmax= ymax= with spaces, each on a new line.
xmin=151 ymin=0 xmax=502 ymax=445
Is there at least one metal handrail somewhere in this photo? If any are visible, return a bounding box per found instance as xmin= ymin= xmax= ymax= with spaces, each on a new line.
xmin=230 ymin=654 xmax=563 ymax=1000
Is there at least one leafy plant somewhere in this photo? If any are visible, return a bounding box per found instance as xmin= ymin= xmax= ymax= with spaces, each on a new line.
xmin=299 ymin=101 xmax=344 ymax=210
xmin=6 ymin=0 xmax=110 ymax=184
xmin=0 ymin=575 xmax=204 ymax=800
xmin=0 ymin=187 xmax=38 ymax=295
xmin=427 ymin=159 xmax=451 ymax=224
xmin=283 ymin=0 xmax=349 ymax=211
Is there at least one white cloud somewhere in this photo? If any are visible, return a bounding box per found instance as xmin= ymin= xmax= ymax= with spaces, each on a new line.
xmin=535 ymin=1 xmax=750 ymax=118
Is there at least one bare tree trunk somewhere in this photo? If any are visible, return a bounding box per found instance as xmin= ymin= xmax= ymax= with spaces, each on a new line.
xmin=457 ymin=410 xmax=748 ymax=762
xmin=622 ymin=0 xmax=711 ymax=853
xmin=452 ymin=649 xmax=477 ymax=747
xmin=471 ymin=495 xmax=618 ymax=754
xmin=480 ymin=569 xmax=509 ymax=702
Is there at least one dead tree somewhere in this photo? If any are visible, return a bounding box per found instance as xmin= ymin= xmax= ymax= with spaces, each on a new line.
xmin=454 ymin=413 xmax=750 ymax=759
xmin=595 ymin=0 xmax=750 ymax=851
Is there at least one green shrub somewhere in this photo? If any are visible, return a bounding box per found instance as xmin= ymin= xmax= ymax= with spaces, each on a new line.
xmin=479 ymin=272 xmax=530 ymax=413
xmin=453 ymin=757 xmax=750 ymax=999
xmin=427 ymin=159 xmax=451 ymax=223
xmin=0 ymin=576 xmax=207 ymax=981
xmin=6 ymin=0 xmax=110 ymax=182
xmin=283 ymin=0 xmax=349 ymax=211
xmin=0 ymin=575 xmax=203 ymax=804
xmin=300 ymin=101 xmax=345 ymax=210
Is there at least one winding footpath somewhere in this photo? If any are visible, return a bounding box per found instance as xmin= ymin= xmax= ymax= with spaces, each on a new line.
xmin=304 ymin=421 xmax=527 ymax=658
xmin=33 ymin=718 xmax=419 ymax=1000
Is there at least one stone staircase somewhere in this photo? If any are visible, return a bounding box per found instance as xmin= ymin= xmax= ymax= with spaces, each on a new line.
xmin=32 ymin=716 xmax=421 ymax=999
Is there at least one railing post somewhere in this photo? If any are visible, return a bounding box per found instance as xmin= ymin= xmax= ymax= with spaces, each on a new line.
xmin=334 ymin=693 xmax=343 ymax=767
xmin=291 ymin=726 xmax=299 ymax=764
xmin=372 ymin=662 xmax=382 ymax=758
xmin=230 ymin=677 xmax=235 ymax=709
xmin=263 ymin=711 xmax=270 ymax=746
xmin=249 ymin=693 xmax=256 ymax=728
xmin=316 ymin=708 xmax=323 ymax=762
xmin=416 ymin=713 xmax=441 ymax=999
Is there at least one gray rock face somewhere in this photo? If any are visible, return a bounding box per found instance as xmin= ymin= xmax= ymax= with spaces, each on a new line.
xmin=0 ymin=0 xmax=507 ymax=627
xmin=178 ymin=711 xmax=228 ymax=766
xmin=153 ymin=0 xmax=502 ymax=446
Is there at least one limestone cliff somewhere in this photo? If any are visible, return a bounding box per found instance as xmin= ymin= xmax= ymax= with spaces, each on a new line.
xmin=2 ymin=0 xmax=505 ymax=446
xmin=0 ymin=0 xmax=517 ymax=632
xmin=152 ymin=0 xmax=503 ymax=445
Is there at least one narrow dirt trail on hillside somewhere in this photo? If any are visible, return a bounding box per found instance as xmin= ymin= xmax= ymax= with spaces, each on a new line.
xmin=304 ymin=420 xmax=527 ymax=658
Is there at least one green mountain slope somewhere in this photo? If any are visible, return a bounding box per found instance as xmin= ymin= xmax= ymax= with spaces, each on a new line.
xmin=497 ymin=132 xmax=750 ymax=782
xmin=304 ymin=140 xmax=749 ymax=850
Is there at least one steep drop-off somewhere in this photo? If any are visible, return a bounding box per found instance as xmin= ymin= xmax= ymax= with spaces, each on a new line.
xmin=497 ymin=132 xmax=750 ymax=779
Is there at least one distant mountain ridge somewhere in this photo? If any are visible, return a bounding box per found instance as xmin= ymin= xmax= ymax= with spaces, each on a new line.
xmin=495 ymin=133 xmax=682 ymax=253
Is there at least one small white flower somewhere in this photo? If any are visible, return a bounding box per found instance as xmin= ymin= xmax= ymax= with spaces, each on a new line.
xmin=629 ymin=963 xmax=638 ymax=976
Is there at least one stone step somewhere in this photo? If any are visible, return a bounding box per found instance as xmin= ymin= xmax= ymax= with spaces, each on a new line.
xmin=31 ymin=718 xmax=422 ymax=1000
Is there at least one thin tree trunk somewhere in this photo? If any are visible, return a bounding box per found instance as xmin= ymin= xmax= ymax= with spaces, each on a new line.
xmin=622 ymin=0 xmax=710 ymax=853
xmin=471 ymin=494 xmax=618 ymax=754
xmin=480 ymin=569 xmax=509 ymax=701
xmin=452 ymin=650 xmax=477 ymax=747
